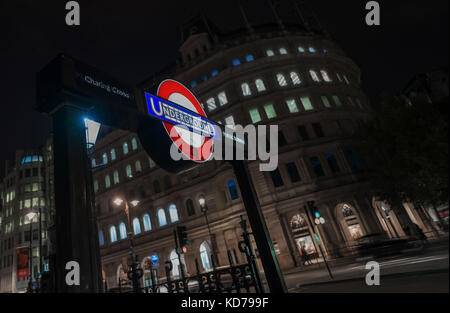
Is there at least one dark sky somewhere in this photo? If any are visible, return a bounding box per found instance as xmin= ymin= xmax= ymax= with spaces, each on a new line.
xmin=0 ymin=0 xmax=448 ymax=176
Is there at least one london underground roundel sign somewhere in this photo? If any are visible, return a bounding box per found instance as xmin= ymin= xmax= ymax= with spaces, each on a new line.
xmin=157 ymin=80 xmax=213 ymax=162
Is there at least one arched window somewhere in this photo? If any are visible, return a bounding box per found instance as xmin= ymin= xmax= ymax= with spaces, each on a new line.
xmin=126 ymin=164 xmax=132 ymax=178
xmin=113 ymin=170 xmax=120 ymax=184
xmin=245 ymin=54 xmax=254 ymax=62
xmin=131 ymin=138 xmax=138 ymax=150
xmin=119 ymin=222 xmax=127 ymax=239
xmin=186 ymin=199 xmax=195 ymax=216
xmin=200 ymin=241 xmax=213 ymax=271
xmin=133 ymin=218 xmax=141 ymax=235
xmin=340 ymin=203 xmax=363 ymax=240
xmin=102 ymin=153 xmax=108 ymax=164
xmin=266 ymin=49 xmax=275 ymax=57
xmin=241 ymin=83 xmax=251 ymax=96
xmin=232 ymin=58 xmax=241 ymax=66
xmin=342 ymin=204 xmax=354 ymax=217
xmin=255 ymin=79 xmax=266 ymax=92
xmin=227 ymin=180 xmax=239 ymax=200
xmin=135 ymin=160 xmax=142 ymax=173
xmin=309 ymin=70 xmax=321 ymax=82
xmin=123 ymin=142 xmax=129 ymax=155
xmin=109 ymin=226 xmax=118 ymax=243
xmin=105 ymin=175 xmax=111 ymax=188
xmin=169 ymin=204 xmax=179 ymax=223
xmin=157 ymin=208 xmax=167 ymax=227
xmin=277 ymin=73 xmax=287 ymax=86
xmin=298 ymin=46 xmax=305 ymax=53
xmin=279 ymin=47 xmax=288 ymax=54
xmin=290 ymin=72 xmax=301 ymax=85
xmin=320 ymin=70 xmax=332 ymax=82
xmin=99 ymin=231 xmax=104 ymax=246
xmin=153 ymin=180 xmax=161 ymax=193
xmin=169 ymin=249 xmax=180 ymax=278
xmin=142 ymin=214 xmax=151 ymax=231
xmin=308 ymin=46 xmax=316 ymax=53
xmin=290 ymin=214 xmax=307 ymax=230
xmin=110 ymin=149 xmax=116 ymax=161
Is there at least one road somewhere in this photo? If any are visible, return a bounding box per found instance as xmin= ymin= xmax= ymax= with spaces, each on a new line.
xmin=270 ymin=247 xmax=449 ymax=293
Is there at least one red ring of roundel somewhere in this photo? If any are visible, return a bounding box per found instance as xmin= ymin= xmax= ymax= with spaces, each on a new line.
xmin=157 ymin=79 xmax=213 ymax=162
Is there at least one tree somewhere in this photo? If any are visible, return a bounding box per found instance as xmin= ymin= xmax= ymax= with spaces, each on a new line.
xmin=357 ymin=93 xmax=448 ymax=232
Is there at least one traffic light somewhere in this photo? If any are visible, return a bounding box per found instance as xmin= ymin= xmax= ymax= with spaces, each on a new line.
xmin=176 ymin=226 xmax=189 ymax=252
xmin=307 ymin=200 xmax=325 ymax=225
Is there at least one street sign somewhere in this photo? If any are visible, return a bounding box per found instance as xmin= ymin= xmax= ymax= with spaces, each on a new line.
xmin=145 ymin=80 xmax=216 ymax=163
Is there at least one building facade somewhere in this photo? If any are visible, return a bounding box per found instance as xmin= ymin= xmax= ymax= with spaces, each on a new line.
xmin=90 ymin=16 xmax=443 ymax=290
xmin=0 ymin=141 xmax=53 ymax=293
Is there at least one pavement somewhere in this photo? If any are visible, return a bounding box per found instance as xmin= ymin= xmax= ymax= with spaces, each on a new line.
xmin=262 ymin=240 xmax=449 ymax=293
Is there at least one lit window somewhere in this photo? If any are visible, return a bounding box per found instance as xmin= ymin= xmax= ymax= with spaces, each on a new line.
xmin=277 ymin=73 xmax=287 ymax=86
xmin=148 ymin=157 xmax=156 ymax=168
xmin=249 ymin=108 xmax=262 ymax=123
xmin=119 ymin=222 xmax=127 ymax=239
xmin=126 ymin=164 xmax=132 ymax=178
xmin=135 ymin=160 xmax=142 ymax=172
xmin=326 ymin=153 xmax=341 ymax=173
xmin=157 ymin=208 xmax=167 ymax=226
xmin=93 ymin=180 xmax=99 ymax=193
xmin=227 ymin=180 xmax=239 ymax=200
xmin=200 ymin=241 xmax=213 ymax=271
xmin=232 ymin=58 xmax=241 ymax=66
xmin=266 ymin=49 xmax=275 ymax=57
xmin=211 ymin=70 xmax=219 ymax=77
xmin=225 ymin=115 xmax=235 ymax=127
xmin=290 ymin=72 xmax=301 ymax=85
xmin=102 ymin=153 xmax=108 ymax=165
xmin=113 ymin=170 xmax=119 ymax=184
xmin=110 ymin=149 xmax=116 ymax=161
xmin=241 ymin=83 xmax=252 ymax=96
xmin=246 ymin=54 xmax=255 ymax=62
xmin=109 ymin=226 xmax=118 ymax=243
xmin=347 ymin=97 xmax=355 ymax=107
xmin=255 ymin=79 xmax=266 ymax=92
xmin=300 ymin=96 xmax=314 ymax=111
xmin=298 ymin=46 xmax=305 ymax=53
xmin=218 ymin=91 xmax=228 ymax=106
xmin=105 ymin=175 xmax=111 ymax=188
xmin=320 ymin=70 xmax=332 ymax=82
xmin=190 ymin=81 xmax=197 ymax=88
xmin=133 ymin=218 xmax=141 ymax=235
xmin=279 ymin=48 xmax=288 ymax=54
xmin=286 ymin=99 xmax=299 ymax=113
xmin=343 ymin=75 xmax=350 ymax=84
xmin=91 ymin=158 xmax=96 ymax=168
xmin=310 ymin=156 xmax=325 ymax=177
xmin=309 ymin=70 xmax=321 ymax=82
xmin=264 ymin=104 xmax=277 ymax=119
xmin=123 ymin=142 xmax=129 ymax=155
xmin=308 ymin=46 xmax=316 ymax=53
xmin=332 ymin=95 xmax=342 ymax=107
xmin=321 ymin=96 xmax=332 ymax=108
xmin=169 ymin=204 xmax=179 ymax=223
xmin=206 ymin=97 xmax=217 ymax=111
xmin=131 ymin=138 xmax=138 ymax=150
xmin=99 ymin=231 xmax=104 ymax=246
xmin=142 ymin=214 xmax=152 ymax=231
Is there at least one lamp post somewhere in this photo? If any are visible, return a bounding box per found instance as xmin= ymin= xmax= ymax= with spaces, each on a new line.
xmin=198 ymin=196 xmax=217 ymax=271
xmin=113 ymin=197 xmax=143 ymax=293
xmin=26 ymin=210 xmax=37 ymax=293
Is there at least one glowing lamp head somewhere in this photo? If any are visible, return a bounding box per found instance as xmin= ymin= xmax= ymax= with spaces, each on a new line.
xmin=198 ymin=196 xmax=206 ymax=207
xmin=130 ymin=200 xmax=140 ymax=207
xmin=113 ymin=198 xmax=124 ymax=206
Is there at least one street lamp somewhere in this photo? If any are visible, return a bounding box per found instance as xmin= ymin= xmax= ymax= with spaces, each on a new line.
xmin=26 ymin=211 xmax=37 ymax=293
xmin=113 ymin=197 xmax=142 ymax=292
xmin=198 ymin=196 xmax=216 ymax=271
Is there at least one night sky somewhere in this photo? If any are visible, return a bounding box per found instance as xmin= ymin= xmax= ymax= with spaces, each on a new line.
xmin=0 ymin=0 xmax=448 ymax=176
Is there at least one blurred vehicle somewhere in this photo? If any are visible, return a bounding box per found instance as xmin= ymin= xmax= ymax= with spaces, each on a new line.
xmin=356 ymin=233 xmax=424 ymax=259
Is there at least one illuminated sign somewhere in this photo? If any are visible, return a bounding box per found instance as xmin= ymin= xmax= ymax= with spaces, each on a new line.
xmin=77 ymin=73 xmax=132 ymax=100
xmin=144 ymin=79 xmax=216 ymax=163
xmin=150 ymin=254 xmax=159 ymax=263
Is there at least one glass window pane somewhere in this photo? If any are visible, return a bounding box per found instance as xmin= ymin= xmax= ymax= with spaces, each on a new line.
xmin=309 ymin=70 xmax=320 ymax=82
xmin=255 ymin=79 xmax=266 ymax=92
xmin=286 ymin=99 xmax=299 ymax=113
xmin=264 ymin=104 xmax=277 ymax=119
xmin=290 ymin=72 xmax=301 ymax=85
xmin=218 ymin=91 xmax=228 ymax=106
xmin=279 ymin=48 xmax=288 ymax=54
xmin=333 ymin=95 xmax=342 ymax=107
xmin=206 ymin=98 xmax=216 ymax=111
xmin=300 ymin=97 xmax=314 ymax=111
xmin=321 ymin=96 xmax=332 ymax=108
xmin=241 ymin=83 xmax=251 ymax=96
xmin=266 ymin=49 xmax=275 ymax=56
xmin=277 ymin=74 xmax=287 ymax=86
xmin=249 ymin=108 xmax=262 ymax=123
